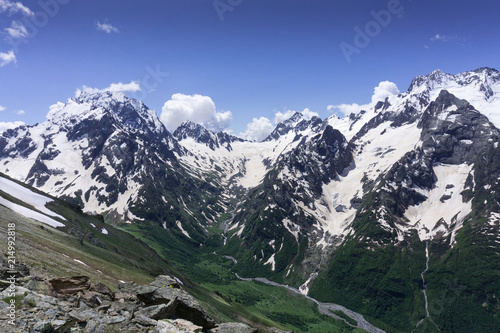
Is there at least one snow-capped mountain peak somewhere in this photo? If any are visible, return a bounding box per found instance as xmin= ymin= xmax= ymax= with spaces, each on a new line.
xmin=264 ymin=112 xmax=322 ymax=142
xmin=46 ymin=90 xmax=166 ymax=136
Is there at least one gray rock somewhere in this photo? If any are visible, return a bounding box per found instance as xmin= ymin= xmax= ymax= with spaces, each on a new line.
xmin=132 ymin=314 xmax=158 ymax=326
xmin=137 ymin=284 xmax=216 ymax=330
xmin=135 ymin=303 xmax=175 ymax=320
xmin=83 ymin=318 xmax=107 ymax=333
xmin=68 ymin=308 xmax=98 ymax=322
xmin=150 ymin=275 xmax=181 ymax=289
xmin=31 ymin=321 xmax=53 ymax=333
xmin=89 ymin=282 xmax=114 ymax=300
xmin=155 ymin=319 xmax=203 ymax=333
xmin=209 ymin=322 xmax=258 ymax=333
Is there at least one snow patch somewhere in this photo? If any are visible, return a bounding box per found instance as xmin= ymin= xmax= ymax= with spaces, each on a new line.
xmin=264 ymin=253 xmax=276 ymax=271
xmin=73 ymin=259 xmax=89 ymax=267
xmin=0 ymin=196 xmax=65 ymax=228
xmin=176 ymin=220 xmax=192 ymax=239
xmin=404 ymin=163 xmax=473 ymax=242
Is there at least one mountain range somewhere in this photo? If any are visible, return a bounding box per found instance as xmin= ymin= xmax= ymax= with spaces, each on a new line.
xmin=1 ymin=67 xmax=499 ymax=332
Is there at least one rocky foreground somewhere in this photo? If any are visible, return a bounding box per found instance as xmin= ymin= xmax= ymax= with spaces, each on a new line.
xmin=0 ymin=259 xmax=290 ymax=333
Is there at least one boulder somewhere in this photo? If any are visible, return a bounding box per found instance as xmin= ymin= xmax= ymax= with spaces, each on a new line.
xmin=150 ymin=275 xmax=182 ymax=289
xmin=24 ymin=276 xmax=51 ymax=295
xmin=90 ymin=282 xmax=115 ymax=300
xmin=132 ymin=314 xmax=158 ymax=327
xmin=209 ymin=322 xmax=258 ymax=333
xmin=48 ymin=276 xmax=90 ymax=295
xmin=68 ymin=308 xmax=98 ymax=322
xmin=80 ymin=290 xmax=105 ymax=308
xmin=135 ymin=303 xmax=176 ymax=320
xmin=155 ymin=319 xmax=203 ymax=333
xmin=174 ymin=292 xmax=216 ymax=330
xmin=137 ymin=281 xmax=216 ymax=330
xmin=114 ymin=281 xmax=140 ymax=302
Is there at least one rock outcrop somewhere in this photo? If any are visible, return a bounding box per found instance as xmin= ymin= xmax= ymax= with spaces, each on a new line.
xmin=0 ymin=268 xmax=287 ymax=333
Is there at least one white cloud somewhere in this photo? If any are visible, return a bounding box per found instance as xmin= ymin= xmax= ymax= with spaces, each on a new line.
xmin=274 ymin=108 xmax=319 ymax=124
xmin=327 ymin=103 xmax=364 ymax=117
xmin=274 ymin=110 xmax=295 ymax=124
xmin=0 ymin=121 xmax=25 ymax=132
xmin=106 ymin=81 xmax=140 ymax=93
xmin=16 ymin=109 xmax=25 ymax=115
xmin=0 ymin=105 xmax=5 ymax=111
xmin=430 ymin=34 xmax=465 ymax=45
xmin=0 ymin=0 xmax=33 ymax=16
xmin=371 ymin=81 xmax=399 ymax=103
xmin=5 ymin=20 xmax=28 ymax=38
xmin=0 ymin=50 xmax=16 ymax=67
xmin=430 ymin=34 xmax=447 ymax=41
xmin=328 ymin=81 xmax=400 ymax=117
xmin=160 ymin=93 xmax=232 ymax=132
xmin=96 ymin=21 xmax=119 ymax=34
xmin=239 ymin=117 xmax=274 ymax=142
xmin=75 ymin=81 xmax=141 ymax=96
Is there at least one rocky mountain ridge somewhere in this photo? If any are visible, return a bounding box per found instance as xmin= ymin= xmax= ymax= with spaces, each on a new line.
xmin=1 ymin=67 xmax=500 ymax=332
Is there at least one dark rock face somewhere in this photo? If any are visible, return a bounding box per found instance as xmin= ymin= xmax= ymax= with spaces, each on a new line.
xmin=173 ymin=121 xmax=244 ymax=151
xmin=264 ymin=113 xmax=322 ymax=142
xmin=418 ymin=90 xmax=499 ymax=164
xmin=276 ymin=125 xmax=354 ymax=199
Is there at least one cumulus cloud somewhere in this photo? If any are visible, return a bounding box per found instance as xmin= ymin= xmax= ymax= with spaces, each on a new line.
xmin=328 ymin=81 xmax=400 ymax=117
xmin=0 ymin=105 xmax=5 ymax=111
xmin=96 ymin=21 xmax=119 ymax=34
xmin=5 ymin=20 xmax=28 ymax=38
xmin=75 ymin=81 xmax=141 ymax=96
xmin=239 ymin=117 xmax=274 ymax=142
xmin=0 ymin=121 xmax=25 ymax=132
xmin=160 ymin=93 xmax=232 ymax=133
xmin=327 ymin=103 xmax=364 ymax=117
xmin=371 ymin=81 xmax=399 ymax=103
xmin=106 ymin=81 xmax=140 ymax=93
xmin=0 ymin=0 xmax=33 ymax=16
xmin=0 ymin=50 xmax=16 ymax=67
xmin=16 ymin=109 xmax=25 ymax=115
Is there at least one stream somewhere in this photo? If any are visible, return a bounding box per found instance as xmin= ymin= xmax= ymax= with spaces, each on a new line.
xmin=216 ymin=254 xmax=386 ymax=333
xmin=413 ymin=241 xmax=431 ymax=331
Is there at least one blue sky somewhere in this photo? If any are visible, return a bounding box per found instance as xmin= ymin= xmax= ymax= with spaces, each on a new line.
xmin=1 ymin=0 xmax=499 ymax=139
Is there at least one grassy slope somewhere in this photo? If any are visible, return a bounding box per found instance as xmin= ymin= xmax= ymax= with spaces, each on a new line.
xmin=0 ymin=172 xmax=179 ymax=288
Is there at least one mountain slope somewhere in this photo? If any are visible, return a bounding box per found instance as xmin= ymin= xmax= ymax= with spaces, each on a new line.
xmin=0 ymin=171 xmax=175 ymax=287
xmin=1 ymin=67 xmax=499 ymax=332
